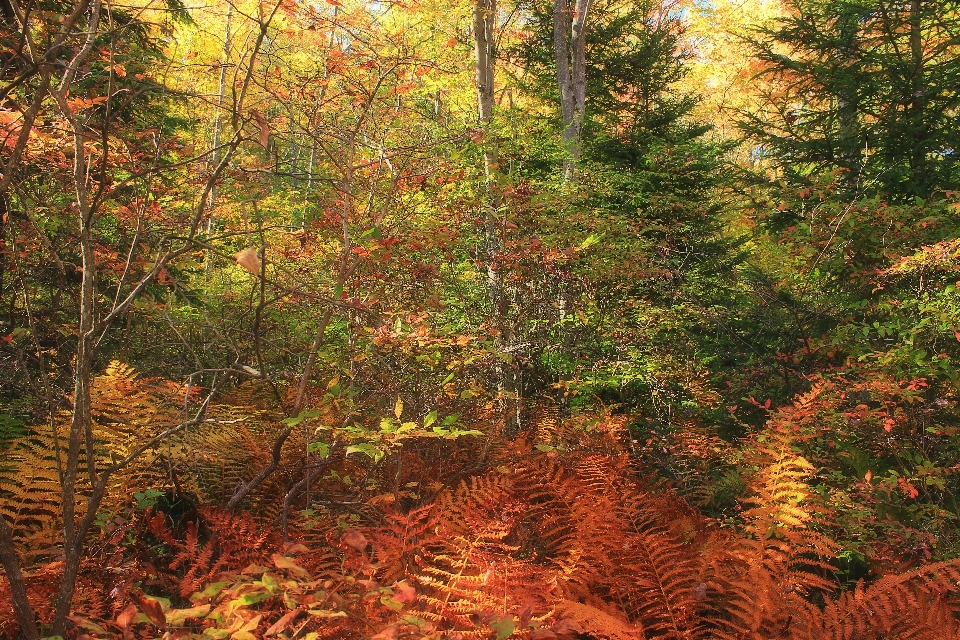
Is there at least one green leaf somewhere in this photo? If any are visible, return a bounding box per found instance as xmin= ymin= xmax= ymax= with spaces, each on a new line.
xmin=195 ymin=582 xmax=229 ymax=599
xmin=260 ymin=572 xmax=278 ymax=591
xmin=283 ymin=409 xmax=320 ymax=427
xmin=238 ymin=591 xmax=273 ymax=606
xmin=576 ymin=233 xmax=604 ymax=252
xmin=423 ymin=410 xmax=438 ymax=428
xmin=346 ymin=443 xmax=384 ymax=463
xmin=307 ymin=609 xmax=348 ymax=618
xmin=360 ymin=225 xmax=382 ymax=239
xmin=489 ymin=616 xmax=516 ymax=640
xmin=308 ymin=442 xmax=330 ymax=457
xmin=166 ymin=605 xmax=211 ymax=625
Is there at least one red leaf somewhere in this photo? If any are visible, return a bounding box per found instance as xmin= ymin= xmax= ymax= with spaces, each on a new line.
xmin=393 ymin=580 xmax=416 ymax=604
xmin=342 ymin=528 xmax=368 ymax=551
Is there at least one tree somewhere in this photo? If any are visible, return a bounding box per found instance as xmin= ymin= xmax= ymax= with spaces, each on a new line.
xmin=741 ymin=0 xmax=960 ymax=199
xmin=553 ymin=0 xmax=591 ymax=181
xmin=0 ymin=0 xmax=283 ymax=633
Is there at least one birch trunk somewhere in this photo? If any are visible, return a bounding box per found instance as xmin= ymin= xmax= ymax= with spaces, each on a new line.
xmin=554 ymin=0 xmax=591 ymax=182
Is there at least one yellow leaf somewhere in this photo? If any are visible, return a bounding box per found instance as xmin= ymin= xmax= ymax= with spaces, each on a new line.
xmin=394 ymin=396 xmax=403 ymax=419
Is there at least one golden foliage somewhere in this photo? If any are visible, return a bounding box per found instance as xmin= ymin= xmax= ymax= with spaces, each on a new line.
xmin=0 ymin=362 xmax=182 ymax=563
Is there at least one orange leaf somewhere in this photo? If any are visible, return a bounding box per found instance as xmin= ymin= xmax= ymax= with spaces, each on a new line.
xmin=251 ymin=109 xmax=270 ymax=147
xmin=116 ymin=603 xmax=138 ymax=629
xmin=272 ymin=553 xmax=309 ymax=577
xmin=371 ymin=625 xmax=398 ymax=640
xmin=265 ymin=608 xmax=303 ymax=636
xmin=234 ymin=247 xmax=261 ymax=275
xmin=132 ymin=594 xmax=166 ymax=631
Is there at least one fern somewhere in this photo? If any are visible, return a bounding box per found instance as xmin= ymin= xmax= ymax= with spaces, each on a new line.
xmin=149 ymin=507 xmax=281 ymax=598
xmin=0 ymin=362 xmax=182 ymax=564
xmin=399 ymin=454 xmax=713 ymax=639
xmin=415 ymin=474 xmax=554 ymax=637
xmin=799 ymin=561 xmax=960 ymax=640
xmin=709 ymin=388 xmax=840 ymax=639
xmin=553 ymin=599 xmax=645 ymax=640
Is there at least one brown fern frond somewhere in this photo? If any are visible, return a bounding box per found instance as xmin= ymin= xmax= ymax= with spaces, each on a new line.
xmin=149 ymin=506 xmax=283 ymax=598
xmin=369 ymin=504 xmax=438 ymax=584
xmin=528 ymin=397 xmax=560 ymax=446
xmin=553 ymin=599 xmax=645 ymax=640
xmin=790 ymin=560 xmax=960 ymax=640
xmin=0 ymin=433 xmax=69 ymax=564
xmin=0 ymin=361 xmax=185 ymax=570
xmin=412 ymin=473 xmax=556 ymax=636
xmin=618 ymin=524 xmax=707 ymax=640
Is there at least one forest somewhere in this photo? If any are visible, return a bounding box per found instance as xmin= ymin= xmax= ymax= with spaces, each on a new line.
xmin=1 ymin=0 xmax=960 ymax=637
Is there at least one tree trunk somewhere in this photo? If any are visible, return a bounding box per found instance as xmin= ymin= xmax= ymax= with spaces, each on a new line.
xmin=0 ymin=514 xmax=38 ymax=639
xmin=908 ymin=0 xmax=925 ymax=176
xmin=206 ymin=3 xmax=232 ymax=272
xmin=474 ymin=0 xmax=501 ymax=313
xmin=474 ymin=0 xmax=521 ymax=433
xmin=554 ymin=0 xmax=591 ymax=182
xmin=836 ymin=9 xmax=861 ymax=191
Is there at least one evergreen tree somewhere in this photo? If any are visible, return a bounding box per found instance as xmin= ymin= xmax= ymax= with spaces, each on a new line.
xmin=741 ymin=0 xmax=960 ymax=200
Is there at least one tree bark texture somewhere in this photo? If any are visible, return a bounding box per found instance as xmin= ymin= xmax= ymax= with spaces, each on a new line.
xmin=553 ymin=0 xmax=591 ymax=182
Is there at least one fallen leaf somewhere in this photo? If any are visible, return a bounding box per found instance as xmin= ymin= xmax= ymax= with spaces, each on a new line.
xmin=393 ymin=580 xmax=416 ymax=604
xmin=272 ymin=553 xmax=309 ymax=577
xmin=131 ymin=594 xmax=166 ymax=631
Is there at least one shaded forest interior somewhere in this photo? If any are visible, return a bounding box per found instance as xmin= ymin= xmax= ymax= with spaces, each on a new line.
xmin=2 ymin=0 xmax=960 ymax=637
